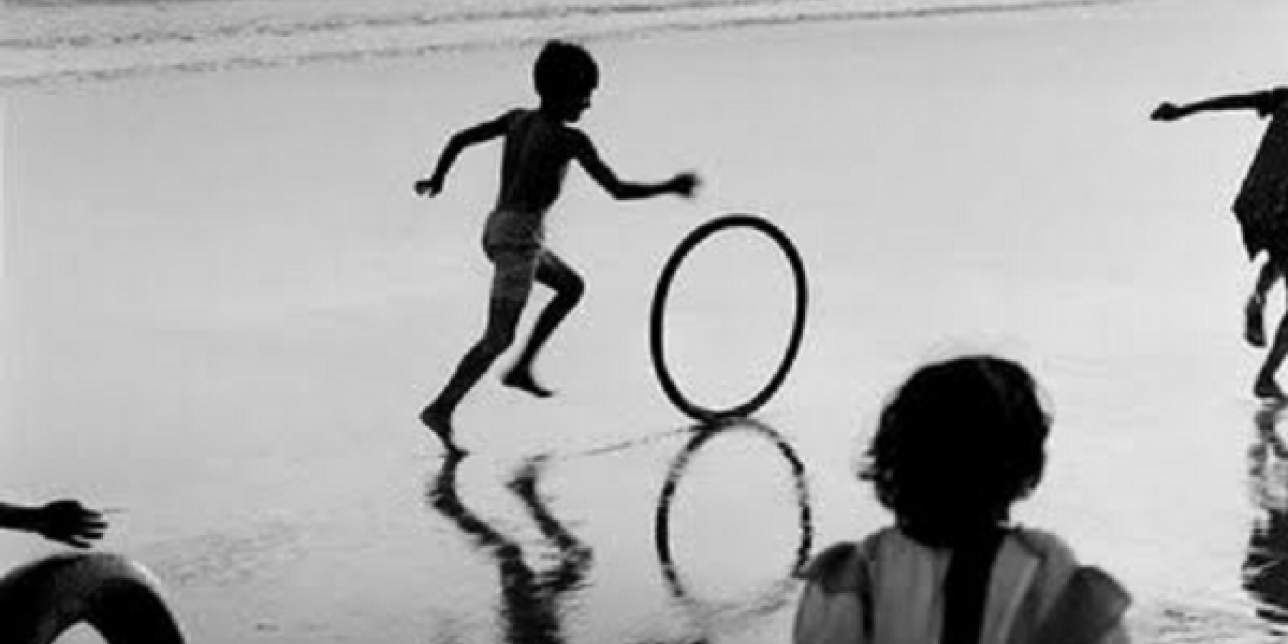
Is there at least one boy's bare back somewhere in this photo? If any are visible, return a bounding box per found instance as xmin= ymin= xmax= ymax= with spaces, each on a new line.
xmin=495 ymin=108 xmax=585 ymax=216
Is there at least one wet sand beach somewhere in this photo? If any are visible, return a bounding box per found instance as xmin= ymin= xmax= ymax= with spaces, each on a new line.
xmin=4 ymin=0 xmax=1288 ymax=641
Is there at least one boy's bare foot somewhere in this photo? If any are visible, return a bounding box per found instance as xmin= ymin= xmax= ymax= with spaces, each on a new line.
xmin=420 ymin=406 xmax=467 ymax=456
xmin=1247 ymin=298 xmax=1267 ymax=348
xmin=502 ymin=368 xmax=554 ymax=399
xmin=1255 ymin=377 xmax=1286 ymax=401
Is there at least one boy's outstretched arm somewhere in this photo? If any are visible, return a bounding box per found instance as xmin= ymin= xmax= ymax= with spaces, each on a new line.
xmin=0 ymin=499 xmax=108 ymax=548
xmin=1152 ymin=88 xmax=1286 ymax=121
xmin=415 ymin=112 xmax=514 ymax=197
xmin=574 ymin=133 xmax=699 ymax=201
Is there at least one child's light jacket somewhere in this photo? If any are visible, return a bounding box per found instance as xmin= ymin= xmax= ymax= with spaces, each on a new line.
xmin=792 ymin=527 xmax=1130 ymax=644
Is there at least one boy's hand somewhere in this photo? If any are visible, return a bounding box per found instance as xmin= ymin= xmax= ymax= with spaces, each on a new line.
xmin=669 ymin=172 xmax=700 ymax=198
xmin=1151 ymin=102 xmax=1185 ymax=122
xmin=414 ymin=176 xmax=444 ymax=198
xmin=33 ymin=499 xmax=107 ymax=549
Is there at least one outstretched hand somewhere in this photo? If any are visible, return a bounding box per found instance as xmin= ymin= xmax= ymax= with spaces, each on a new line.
xmin=414 ymin=176 xmax=444 ymax=198
xmin=670 ymin=172 xmax=701 ymax=198
xmin=1151 ymin=102 xmax=1185 ymax=122
xmin=34 ymin=499 xmax=107 ymax=549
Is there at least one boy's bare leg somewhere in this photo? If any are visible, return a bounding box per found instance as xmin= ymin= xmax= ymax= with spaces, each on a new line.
xmin=1247 ymin=255 xmax=1278 ymax=348
xmin=504 ymin=254 xmax=584 ymax=399
xmin=1255 ymin=318 xmax=1288 ymax=399
xmin=423 ymin=296 xmax=525 ymax=454
xmin=1256 ymin=257 xmax=1288 ymax=399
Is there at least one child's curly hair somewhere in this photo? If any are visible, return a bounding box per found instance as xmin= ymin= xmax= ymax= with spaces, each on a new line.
xmin=860 ymin=355 xmax=1050 ymax=545
xmin=533 ymin=40 xmax=599 ymax=101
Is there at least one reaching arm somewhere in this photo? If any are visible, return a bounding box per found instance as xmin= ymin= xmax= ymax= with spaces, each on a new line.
xmin=0 ymin=499 xmax=107 ymax=548
xmin=573 ymin=132 xmax=699 ymax=201
xmin=1153 ymin=88 xmax=1287 ymax=121
xmin=415 ymin=111 xmax=514 ymax=197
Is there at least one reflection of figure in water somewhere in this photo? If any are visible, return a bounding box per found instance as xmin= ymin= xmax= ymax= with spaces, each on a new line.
xmin=1153 ymin=87 xmax=1288 ymax=399
xmin=414 ymin=39 xmax=701 ymax=455
xmin=793 ymin=355 xmax=1131 ymax=644
xmin=1244 ymin=400 xmax=1288 ymax=632
xmin=0 ymin=498 xmax=106 ymax=548
xmin=426 ymin=454 xmax=591 ymax=644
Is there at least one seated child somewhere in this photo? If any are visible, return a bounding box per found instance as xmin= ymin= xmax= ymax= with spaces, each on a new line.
xmin=792 ymin=355 xmax=1131 ymax=644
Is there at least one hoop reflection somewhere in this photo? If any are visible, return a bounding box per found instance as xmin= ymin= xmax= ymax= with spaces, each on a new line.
xmin=653 ymin=418 xmax=814 ymax=631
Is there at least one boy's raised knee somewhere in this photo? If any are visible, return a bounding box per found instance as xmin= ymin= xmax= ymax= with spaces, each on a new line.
xmin=559 ymin=275 xmax=586 ymax=306
xmin=568 ymin=280 xmax=586 ymax=304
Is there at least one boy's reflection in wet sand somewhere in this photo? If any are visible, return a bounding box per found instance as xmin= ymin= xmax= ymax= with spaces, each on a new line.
xmin=427 ymin=454 xmax=591 ymax=644
xmin=1245 ymin=401 xmax=1288 ymax=633
xmin=424 ymin=418 xmax=814 ymax=644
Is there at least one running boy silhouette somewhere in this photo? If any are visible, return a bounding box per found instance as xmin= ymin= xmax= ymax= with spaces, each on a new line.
xmin=414 ymin=40 xmax=699 ymax=454
xmin=793 ymin=356 xmax=1131 ymax=644
xmin=1153 ymin=87 xmax=1288 ymax=399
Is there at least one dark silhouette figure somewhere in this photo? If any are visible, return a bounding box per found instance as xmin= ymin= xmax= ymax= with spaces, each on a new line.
xmin=1245 ymin=400 xmax=1288 ymax=634
xmin=0 ymin=553 xmax=186 ymax=644
xmin=654 ymin=418 xmax=813 ymax=633
xmin=0 ymin=500 xmax=185 ymax=643
xmin=1153 ymin=87 xmax=1288 ymax=399
xmin=414 ymin=40 xmax=701 ymax=455
xmin=794 ymin=355 xmax=1130 ymax=644
xmin=426 ymin=454 xmax=591 ymax=644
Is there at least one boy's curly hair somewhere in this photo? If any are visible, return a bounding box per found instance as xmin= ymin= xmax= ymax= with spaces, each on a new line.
xmin=860 ymin=355 xmax=1050 ymax=545
xmin=533 ymin=40 xmax=599 ymax=101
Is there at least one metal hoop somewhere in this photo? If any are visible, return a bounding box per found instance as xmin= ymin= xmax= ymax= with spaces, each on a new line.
xmin=649 ymin=214 xmax=808 ymax=422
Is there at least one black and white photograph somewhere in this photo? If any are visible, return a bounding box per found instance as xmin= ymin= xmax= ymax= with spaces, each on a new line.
xmin=3 ymin=0 xmax=1288 ymax=641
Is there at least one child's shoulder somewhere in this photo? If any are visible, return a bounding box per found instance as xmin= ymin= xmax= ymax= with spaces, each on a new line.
xmin=795 ymin=541 xmax=865 ymax=592
xmin=1008 ymin=525 xmax=1078 ymax=564
xmin=793 ymin=527 xmax=902 ymax=592
xmin=796 ymin=527 xmax=1082 ymax=576
xmin=1015 ymin=528 xmax=1132 ymax=641
xmin=795 ymin=529 xmax=903 ymax=593
xmin=1007 ymin=525 xmax=1129 ymax=602
xmin=507 ymin=109 xmax=588 ymax=142
xmin=554 ymin=120 xmax=590 ymax=141
xmin=498 ymin=107 xmax=531 ymax=125
xmin=1258 ymin=87 xmax=1288 ymax=118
